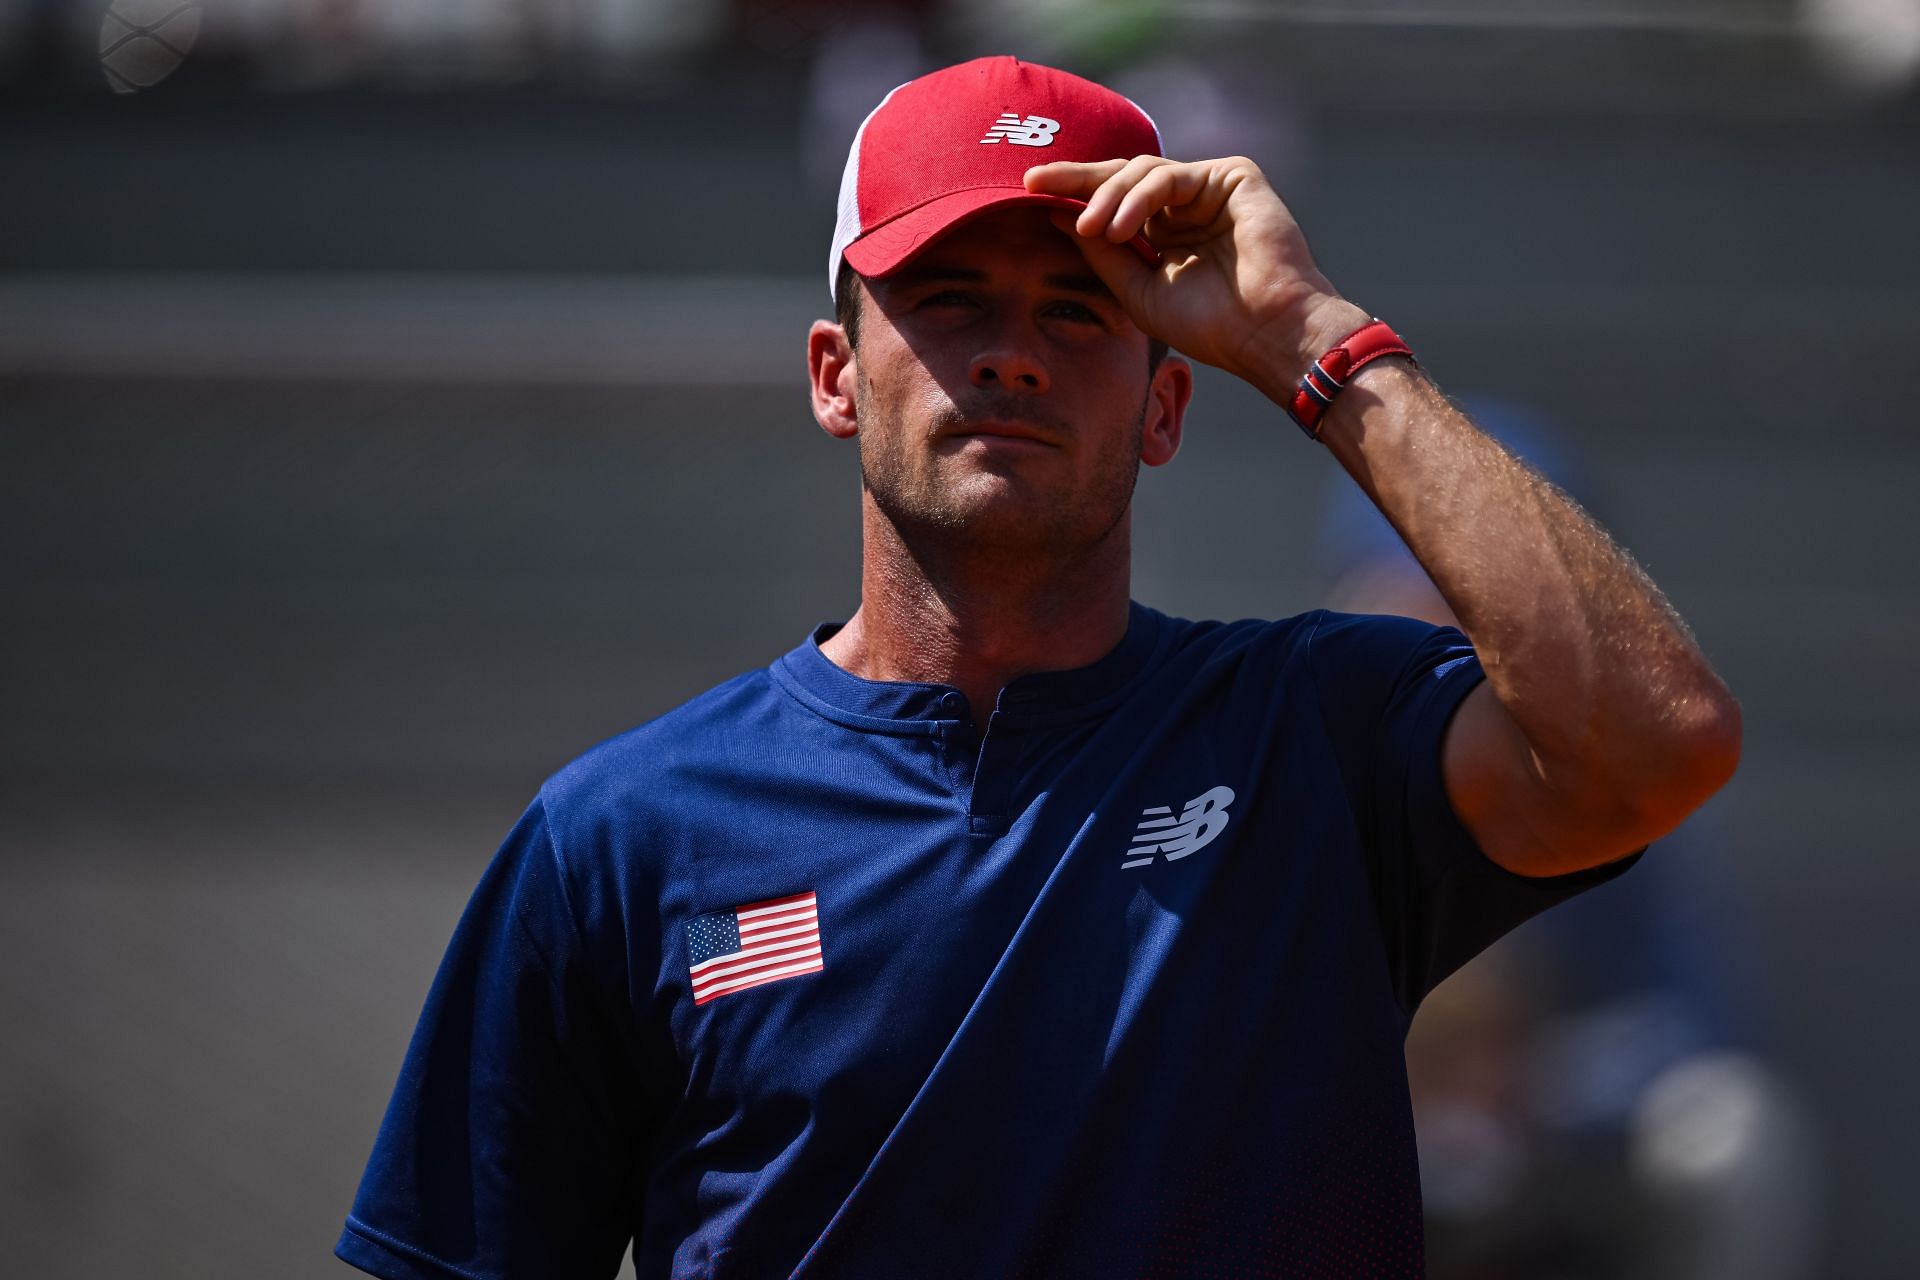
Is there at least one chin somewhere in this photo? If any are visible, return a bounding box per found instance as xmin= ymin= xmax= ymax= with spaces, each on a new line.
xmin=942 ymin=497 xmax=1122 ymax=561
xmin=868 ymin=462 xmax=1131 ymax=556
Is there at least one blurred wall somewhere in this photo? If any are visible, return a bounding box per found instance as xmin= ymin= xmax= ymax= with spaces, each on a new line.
xmin=3 ymin=14 xmax=1918 ymax=1276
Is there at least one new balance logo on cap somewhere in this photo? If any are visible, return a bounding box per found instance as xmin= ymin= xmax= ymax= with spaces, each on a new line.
xmin=979 ymin=112 xmax=1060 ymax=147
xmin=1121 ymin=786 xmax=1236 ymax=869
xmin=829 ymin=57 xmax=1162 ymax=302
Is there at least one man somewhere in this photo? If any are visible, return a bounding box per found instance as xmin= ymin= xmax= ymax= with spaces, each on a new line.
xmin=337 ymin=57 xmax=1740 ymax=1279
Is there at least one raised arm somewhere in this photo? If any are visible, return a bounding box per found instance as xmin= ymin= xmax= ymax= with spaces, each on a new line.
xmin=1026 ymin=154 xmax=1742 ymax=877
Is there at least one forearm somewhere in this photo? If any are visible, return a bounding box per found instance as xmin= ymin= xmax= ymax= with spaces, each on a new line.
xmin=1265 ymin=309 xmax=1742 ymax=820
xmin=1022 ymin=147 xmax=1739 ymax=848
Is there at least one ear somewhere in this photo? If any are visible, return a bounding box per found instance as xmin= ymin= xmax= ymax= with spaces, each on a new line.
xmin=808 ymin=319 xmax=860 ymax=441
xmin=1140 ymin=354 xmax=1193 ymax=468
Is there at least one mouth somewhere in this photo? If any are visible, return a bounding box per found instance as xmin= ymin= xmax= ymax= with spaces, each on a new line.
xmin=944 ymin=421 xmax=1059 ymax=447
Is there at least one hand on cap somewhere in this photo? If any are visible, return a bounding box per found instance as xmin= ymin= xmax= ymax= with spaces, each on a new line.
xmin=1023 ymin=156 xmax=1370 ymax=400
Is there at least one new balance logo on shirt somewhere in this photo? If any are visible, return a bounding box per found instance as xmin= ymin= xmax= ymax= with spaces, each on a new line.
xmin=1122 ymin=785 xmax=1236 ymax=869
xmin=980 ymin=112 xmax=1060 ymax=146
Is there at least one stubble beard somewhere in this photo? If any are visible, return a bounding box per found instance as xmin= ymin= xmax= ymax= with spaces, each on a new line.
xmin=854 ymin=363 xmax=1147 ymax=568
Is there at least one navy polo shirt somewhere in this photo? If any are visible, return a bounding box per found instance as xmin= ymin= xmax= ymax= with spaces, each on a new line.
xmin=337 ymin=604 xmax=1640 ymax=1280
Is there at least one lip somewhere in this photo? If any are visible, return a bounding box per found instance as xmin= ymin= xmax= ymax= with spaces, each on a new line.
xmin=945 ymin=421 xmax=1058 ymax=447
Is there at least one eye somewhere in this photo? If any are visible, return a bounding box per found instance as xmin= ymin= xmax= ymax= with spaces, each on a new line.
xmin=921 ymin=290 xmax=978 ymax=309
xmin=1046 ymin=300 xmax=1106 ymax=326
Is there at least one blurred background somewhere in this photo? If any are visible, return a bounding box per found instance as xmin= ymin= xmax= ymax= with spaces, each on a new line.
xmin=2 ymin=0 xmax=1916 ymax=1276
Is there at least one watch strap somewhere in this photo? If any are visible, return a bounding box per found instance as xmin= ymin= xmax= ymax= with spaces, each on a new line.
xmin=1285 ymin=319 xmax=1416 ymax=440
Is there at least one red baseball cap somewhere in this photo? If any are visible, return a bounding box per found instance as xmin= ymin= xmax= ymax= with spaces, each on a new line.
xmin=829 ymin=56 xmax=1163 ymax=300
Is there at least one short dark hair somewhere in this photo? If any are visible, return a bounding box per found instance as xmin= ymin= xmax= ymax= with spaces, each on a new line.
xmin=834 ymin=259 xmax=1169 ymax=374
xmin=835 ymin=258 xmax=865 ymax=350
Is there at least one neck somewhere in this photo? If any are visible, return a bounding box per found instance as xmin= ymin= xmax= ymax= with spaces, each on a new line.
xmin=820 ymin=494 xmax=1134 ymax=725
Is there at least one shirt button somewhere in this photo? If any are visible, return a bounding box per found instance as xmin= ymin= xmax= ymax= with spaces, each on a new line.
xmin=940 ymin=692 xmax=965 ymax=715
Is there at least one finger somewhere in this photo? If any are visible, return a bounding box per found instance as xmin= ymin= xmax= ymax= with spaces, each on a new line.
xmin=1046 ymin=209 xmax=1153 ymax=313
xmin=1074 ymin=155 xmax=1170 ymax=239
xmin=1106 ymin=162 xmax=1212 ymax=243
xmin=1022 ymin=158 xmax=1130 ymax=200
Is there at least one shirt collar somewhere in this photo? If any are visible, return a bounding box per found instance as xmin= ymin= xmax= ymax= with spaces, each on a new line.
xmin=771 ymin=601 xmax=1169 ymax=734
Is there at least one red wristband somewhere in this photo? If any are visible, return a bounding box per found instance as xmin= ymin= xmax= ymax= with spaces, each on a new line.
xmin=1285 ymin=319 xmax=1416 ymax=440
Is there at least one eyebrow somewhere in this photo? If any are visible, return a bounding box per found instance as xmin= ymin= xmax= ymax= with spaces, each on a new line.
xmin=887 ymin=264 xmax=1117 ymax=301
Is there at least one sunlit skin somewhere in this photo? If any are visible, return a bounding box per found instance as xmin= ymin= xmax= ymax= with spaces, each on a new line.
xmin=811 ymin=152 xmax=1741 ymax=878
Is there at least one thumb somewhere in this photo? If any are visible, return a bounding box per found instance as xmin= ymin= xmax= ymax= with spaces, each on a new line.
xmin=1047 ymin=209 xmax=1156 ymax=316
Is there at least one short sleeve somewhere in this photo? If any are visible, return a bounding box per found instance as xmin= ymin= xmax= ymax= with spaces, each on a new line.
xmin=1305 ymin=611 xmax=1643 ymax=1016
xmin=336 ymin=798 xmax=647 ymax=1280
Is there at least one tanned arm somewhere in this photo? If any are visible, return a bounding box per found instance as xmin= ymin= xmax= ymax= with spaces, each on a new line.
xmin=1027 ymin=155 xmax=1742 ymax=877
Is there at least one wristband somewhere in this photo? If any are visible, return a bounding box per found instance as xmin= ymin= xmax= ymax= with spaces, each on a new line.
xmin=1285 ymin=319 xmax=1416 ymax=440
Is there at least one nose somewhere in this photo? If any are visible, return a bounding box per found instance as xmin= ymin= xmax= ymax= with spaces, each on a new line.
xmin=968 ymin=341 xmax=1049 ymax=394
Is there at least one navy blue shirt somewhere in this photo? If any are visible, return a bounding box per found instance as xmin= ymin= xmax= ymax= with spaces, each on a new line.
xmin=337 ymin=605 xmax=1639 ymax=1279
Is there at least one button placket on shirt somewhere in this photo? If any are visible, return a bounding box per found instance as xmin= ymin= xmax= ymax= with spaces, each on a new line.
xmin=932 ymin=691 xmax=975 ymax=802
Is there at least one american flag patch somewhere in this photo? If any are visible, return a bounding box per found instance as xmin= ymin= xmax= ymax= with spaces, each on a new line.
xmin=685 ymin=891 xmax=823 ymax=1005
